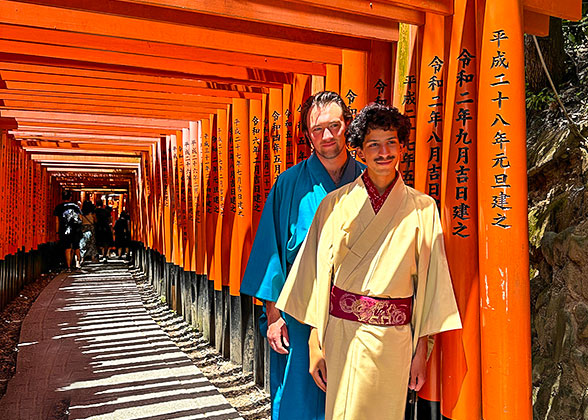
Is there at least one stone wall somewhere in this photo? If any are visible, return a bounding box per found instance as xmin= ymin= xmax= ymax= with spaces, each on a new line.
xmin=527 ymin=101 xmax=588 ymax=419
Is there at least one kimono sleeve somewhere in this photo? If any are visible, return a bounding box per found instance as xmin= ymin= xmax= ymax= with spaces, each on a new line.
xmin=276 ymin=199 xmax=331 ymax=329
xmin=240 ymin=181 xmax=288 ymax=302
xmin=413 ymin=200 xmax=462 ymax=342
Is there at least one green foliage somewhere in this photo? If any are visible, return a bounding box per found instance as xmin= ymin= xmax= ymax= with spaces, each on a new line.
xmin=526 ymin=87 xmax=555 ymax=111
xmin=562 ymin=6 xmax=588 ymax=50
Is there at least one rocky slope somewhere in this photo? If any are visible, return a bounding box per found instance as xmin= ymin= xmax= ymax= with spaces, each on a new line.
xmin=527 ymin=44 xmax=588 ymax=420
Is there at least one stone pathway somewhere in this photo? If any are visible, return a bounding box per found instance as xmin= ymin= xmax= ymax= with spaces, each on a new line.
xmin=0 ymin=262 xmax=242 ymax=420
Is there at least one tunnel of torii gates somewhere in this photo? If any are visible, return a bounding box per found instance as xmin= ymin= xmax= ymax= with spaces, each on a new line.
xmin=0 ymin=0 xmax=582 ymax=418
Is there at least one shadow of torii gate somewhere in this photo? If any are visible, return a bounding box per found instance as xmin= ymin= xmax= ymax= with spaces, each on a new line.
xmin=0 ymin=0 xmax=582 ymax=419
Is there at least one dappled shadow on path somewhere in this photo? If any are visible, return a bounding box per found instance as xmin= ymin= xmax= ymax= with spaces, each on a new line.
xmin=0 ymin=262 xmax=241 ymax=420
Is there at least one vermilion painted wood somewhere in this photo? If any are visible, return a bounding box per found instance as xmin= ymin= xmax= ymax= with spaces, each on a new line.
xmin=213 ymin=106 xmax=230 ymax=290
xmin=439 ymin=1 xmax=481 ymax=418
xmin=229 ymin=98 xmax=252 ymax=296
xmin=0 ymin=95 xmax=234 ymax=115
xmin=161 ymin=136 xmax=173 ymax=262
xmin=325 ymin=64 xmax=340 ymax=96
xmin=15 ymin=123 xmax=173 ymax=138
xmin=191 ymin=121 xmax=206 ymax=276
xmin=175 ymin=131 xmax=187 ymax=269
xmin=0 ymin=72 xmax=266 ymax=101
xmin=96 ymin=0 xmax=400 ymax=41
xmin=522 ymin=0 xmax=582 ymax=20
xmin=0 ymin=91 xmax=238 ymax=111
xmin=249 ymin=98 xmax=264 ymax=235
xmin=0 ymin=1 xmax=344 ymax=64
xmin=477 ymin=0 xmax=532 ymax=418
xmin=169 ymin=133 xmax=181 ymax=268
xmin=204 ymin=116 xmax=218 ymax=282
xmin=368 ymin=40 xmax=393 ymax=104
xmin=522 ymin=10 xmax=550 ymax=37
xmin=0 ymin=24 xmax=327 ymax=76
xmin=414 ymin=13 xmax=446 ymax=199
xmin=0 ymin=132 xmax=6 ymax=258
xmin=0 ymin=39 xmax=295 ymax=87
xmin=412 ymin=12 xmax=447 ymax=408
xmin=282 ymin=85 xmax=294 ymax=169
xmin=1 ymin=110 xmax=191 ymax=129
xmin=268 ymin=88 xmax=284 ymax=183
xmin=1 ymin=101 xmax=213 ymax=121
xmin=341 ymin=50 xmax=368 ymax=118
xmin=289 ymin=0 xmax=426 ymax=24
xmin=182 ymin=128 xmax=194 ymax=272
xmin=291 ymin=74 xmax=312 ymax=165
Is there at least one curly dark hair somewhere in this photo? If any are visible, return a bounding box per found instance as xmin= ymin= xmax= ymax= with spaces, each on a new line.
xmin=346 ymin=103 xmax=411 ymax=148
xmin=300 ymin=91 xmax=353 ymax=147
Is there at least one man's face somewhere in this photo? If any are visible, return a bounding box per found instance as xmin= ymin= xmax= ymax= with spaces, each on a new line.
xmin=356 ymin=128 xmax=404 ymax=179
xmin=306 ymin=102 xmax=347 ymax=160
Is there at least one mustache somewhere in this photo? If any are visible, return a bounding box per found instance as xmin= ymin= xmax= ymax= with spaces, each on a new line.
xmin=374 ymin=156 xmax=395 ymax=162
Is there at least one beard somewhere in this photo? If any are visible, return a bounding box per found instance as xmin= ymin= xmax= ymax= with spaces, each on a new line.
xmin=314 ymin=140 xmax=344 ymax=160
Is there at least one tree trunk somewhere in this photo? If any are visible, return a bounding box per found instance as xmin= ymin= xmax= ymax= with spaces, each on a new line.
xmin=524 ymin=17 xmax=568 ymax=93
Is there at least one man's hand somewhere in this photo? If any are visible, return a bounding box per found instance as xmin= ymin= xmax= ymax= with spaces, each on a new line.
xmin=408 ymin=336 xmax=428 ymax=391
xmin=308 ymin=327 xmax=327 ymax=392
xmin=266 ymin=301 xmax=289 ymax=354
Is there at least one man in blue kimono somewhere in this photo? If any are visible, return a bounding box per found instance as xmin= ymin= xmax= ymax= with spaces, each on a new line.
xmin=241 ymin=91 xmax=365 ymax=419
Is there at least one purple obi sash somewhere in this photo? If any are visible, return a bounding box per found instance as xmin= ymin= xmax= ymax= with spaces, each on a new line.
xmin=329 ymin=285 xmax=412 ymax=326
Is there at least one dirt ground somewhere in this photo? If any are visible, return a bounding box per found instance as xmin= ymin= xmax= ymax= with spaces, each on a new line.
xmin=0 ymin=272 xmax=57 ymax=399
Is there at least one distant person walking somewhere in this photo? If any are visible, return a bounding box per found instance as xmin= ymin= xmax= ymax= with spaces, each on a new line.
xmin=114 ymin=210 xmax=131 ymax=259
xmin=94 ymin=199 xmax=113 ymax=261
xmin=79 ymin=199 xmax=99 ymax=264
xmin=53 ymin=190 xmax=82 ymax=271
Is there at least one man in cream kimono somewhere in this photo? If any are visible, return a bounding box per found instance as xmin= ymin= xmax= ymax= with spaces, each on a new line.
xmin=277 ymin=104 xmax=462 ymax=420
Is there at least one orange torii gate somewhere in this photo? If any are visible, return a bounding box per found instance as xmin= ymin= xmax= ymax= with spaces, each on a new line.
xmin=130 ymin=2 xmax=578 ymax=419
xmin=0 ymin=0 xmax=583 ymax=418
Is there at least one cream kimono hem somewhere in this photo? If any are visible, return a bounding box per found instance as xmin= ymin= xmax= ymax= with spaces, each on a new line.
xmin=276 ymin=176 xmax=462 ymax=420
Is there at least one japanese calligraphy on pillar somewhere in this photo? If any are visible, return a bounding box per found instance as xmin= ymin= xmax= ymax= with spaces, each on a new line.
xmin=285 ymin=107 xmax=293 ymax=168
xmin=269 ymin=88 xmax=284 ymax=182
xmin=488 ymin=29 xmax=512 ymax=229
xmin=216 ymin=113 xmax=226 ymax=218
xmin=251 ymin=113 xmax=263 ymax=214
xmin=233 ymin=117 xmax=244 ymax=218
xmin=345 ymin=88 xmax=359 ymax=117
xmin=262 ymin=108 xmax=272 ymax=199
xmin=374 ymin=79 xmax=388 ymax=105
xmin=160 ymin=137 xmax=169 ymax=210
xmin=293 ymin=74 xmax=312 ymax=164
xmin=368 ymin=40 xmax=392 ymax=105
xmin=176 ymin=134 xmax=187 ymax=247
xmin=283 ymin=85 xmax=294 ymax=169
xmin=415 ymin=14 xmax=446 ymax=206
xmin=183 ymin=130 xmax=193 ymax=226
xmin=250 ymin=99 xmax=265 ymax=231
xmin=183 ymin=129 xmax=194 ymax=270
xmin=228 ymin=123 xmax=236 ymax=216
xmin=295 ymin=104 xmax=308 ymax=163
xmin=209 ymin=128 xmax=219 ymax=216
xmin=451 ymin=47 xmax=477 ymax=238
xmin=341 ymin=50 xmax=368 ymax=118
xmin=400 ymin=73 xmax=417 ymax=187
xmin=425 ymin=55 xmax=445 ymax=204
xmin=202 ymin=126 xmax=212 ymax=215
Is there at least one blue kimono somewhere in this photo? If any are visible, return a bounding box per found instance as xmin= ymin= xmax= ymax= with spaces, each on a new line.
xmin=241 ymin=152 xmax=365 ymax=420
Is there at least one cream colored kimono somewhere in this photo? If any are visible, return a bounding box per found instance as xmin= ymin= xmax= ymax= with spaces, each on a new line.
xmin=276 ymin=176 xmax=461 ymax=420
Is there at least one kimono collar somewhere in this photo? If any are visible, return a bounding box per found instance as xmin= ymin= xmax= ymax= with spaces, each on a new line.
xmin=307 ymin=152 xmax=356 ymax=191
xmin=362 ymin=171 xmax=399 ymax=214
